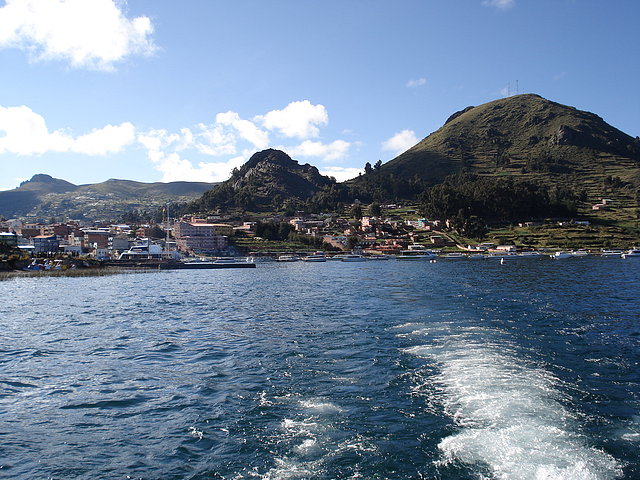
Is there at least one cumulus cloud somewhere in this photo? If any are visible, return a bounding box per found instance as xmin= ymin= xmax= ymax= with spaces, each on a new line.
xmin=0 ymin=0 xmax=156 ymax=70
xmin=319 ymin=166 xmax=363 ymax=182
xmin=0 ymin=105 xmax=135 ymax=155
xmin=481 ymin=0 xmax=515 ymax=9
xmin=256 ymin=100 xmax=328 ymax=139
xmin=284 ymin=140 xmax=351 ymax=162
xmin=215 ymin=111 xmax=269 ymax=149
xmin=382 ymin=129 xmax=419 ymax=155
xmin=0 ymin=100 xmax=354 ymax=183
xmin=74 ymin=122 xmax=136 ymax=155
xmin=406 ymin=77 xmax=427 ymax=88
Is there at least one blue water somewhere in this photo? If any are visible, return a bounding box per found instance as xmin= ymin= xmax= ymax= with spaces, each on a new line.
xmin=1 ymin=257 xmax=638 ymax=479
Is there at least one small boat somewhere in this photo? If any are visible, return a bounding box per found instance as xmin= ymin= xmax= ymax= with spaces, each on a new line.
xmin=622 ymin=248 xmax=640 ymax=259
xmin=570 ymin=250 xmax=589 ymax=257
xmin=601 ymin=249 xmax=623 ymax=257
xmin=302 ymin=252 xmax=327 ymax=262
xmin=366 ymin=254 xmax=390 ymax=260
xmin=397 ymin=249 xmax=436 ymax=260
xmin=339 ymin=254 xmax=367 ymax=262
xmin=173 ymin=258 xmax=256 ymax=269
xmin=551 ymin=251 xmax=573 ymax=259
xmin=441 ymin=252 xmax=466 ymax=259
xmin=277 ymin=254 xmax=300 ymax=262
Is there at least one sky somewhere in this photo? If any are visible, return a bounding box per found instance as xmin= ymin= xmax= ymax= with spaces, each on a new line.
xmin=0 ymin=0 xmax=638 ymax=191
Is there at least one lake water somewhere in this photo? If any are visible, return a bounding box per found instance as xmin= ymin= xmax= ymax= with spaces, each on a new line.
xmin=1 ymin=257 xmax=639 ymax=479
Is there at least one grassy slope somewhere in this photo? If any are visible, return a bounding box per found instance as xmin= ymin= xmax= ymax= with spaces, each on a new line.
xmin=378 ymin=94 xmax=639 ymax=238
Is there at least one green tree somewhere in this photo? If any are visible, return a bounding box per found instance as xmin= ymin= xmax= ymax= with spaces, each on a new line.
xmin=351 ymin=204 xmax=363 ymax=220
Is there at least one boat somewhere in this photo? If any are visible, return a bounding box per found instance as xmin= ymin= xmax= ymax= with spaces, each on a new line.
xmin=302 ymin=252 xmax=327 ymax=262
xmin=397 ymin=249 xmax=436 ymax=260
xmin=550 ymin=251 xmax=573 ymax=259
xmin=170 ymin=258 xmax=256 ymax=269
xmin=366 ymin=254 xmax=390 ymax=260
xmin=277 ymin=254 xmax=300 ymax=262
xmin=441 ymin=252 xmax=466 ymax=259
xmin=622 ymin=248 xmax=640 ymax=259
xmin=601 ymin=249 xmax=623 ymax=257
xmin=339 ymin=254 xmax=367 ymax=262
xmin=570 ymin=249 xmax=589 ymax=257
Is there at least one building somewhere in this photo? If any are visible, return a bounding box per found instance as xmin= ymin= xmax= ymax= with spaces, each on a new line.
xmin=0 ymin=232 xmax=18 ymax=247
xmin=83 ymin=230 xmax=110 ymax=248
xmin=174 ymin=221 xmax=228 ymax=253
xmin=32 ymin=235 xmax=59 ymax=254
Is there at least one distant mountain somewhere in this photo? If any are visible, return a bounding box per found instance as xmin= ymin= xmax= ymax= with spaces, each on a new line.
xmin=192 ymin=149 xmax=335 ymax=212
xmin=0 ymin=174 xmax=217 ymax=221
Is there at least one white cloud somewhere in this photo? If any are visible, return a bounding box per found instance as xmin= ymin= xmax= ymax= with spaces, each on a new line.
xmin=0 ymin=101 xmax=354 ymax=184
xmin=148 ymin=151 xmax=246 ymax=183
xmin=406 ymin=77 xmax=427 ymax=88
xmin=0 ymin=105 xmax=72 ymax=154
xmin=0 ymin=0 xmax=156 ymax=70
xmin=319 ymin=166 xmax=363 ymax=182
xmin=0 ymin=105 xmax=134 ymax=155
xmin=284 ymin=140 xmax=350 ymax=162
xmin=256 ymin=100 xmax=328 ymax=139
xmin=481 ymin=0 xmax=515 ymax=9
xmin=74 ymin=122 xmax=135 ymax=155
xmin=215 ymin=111 xmax=269 ymax=149
xmin=382 ymin=129 xmax=419 ymax=155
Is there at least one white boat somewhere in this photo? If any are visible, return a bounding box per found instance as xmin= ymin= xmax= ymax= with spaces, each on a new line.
xmin=302 ymin=252 xmax=327 ymax=262
xmin=622 ymin=248 xmax=640 ymax=259
xmin=277 ymin=254 xmax=299 ymax=262
xmin=570 ymin=250 xmax=589 ymax=257
xmin=366 ymin=254 xmax=390 ymax=260
xmin=339 ymin=254 xmax=367 ymax=262
xmin=441 ymin=252 xmax=466 ymax=259
xmin=396 ymin=250 xmax=436 ymax=260
xmin=601 ymin=249 xmax=623 ymax=257
xmin=551 ymin=251 xmax=573 ymax=259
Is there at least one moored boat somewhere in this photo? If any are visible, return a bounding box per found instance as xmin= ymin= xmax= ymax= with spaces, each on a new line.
xmin=622 ymin=248 xmax=640 ymax=259
xmin=277 ymin=254 xmax=300 ymax=262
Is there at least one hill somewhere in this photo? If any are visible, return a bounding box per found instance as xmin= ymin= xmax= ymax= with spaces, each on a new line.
xmin=381 ymin=94 xmax=639 ymax=184
xmin=192 ymin=149 xmax=336 ymax=212
xmin=351 ymin=94 xmax=639 ymax=229
xmin=0 ymin=174 xmax=217 ymax=222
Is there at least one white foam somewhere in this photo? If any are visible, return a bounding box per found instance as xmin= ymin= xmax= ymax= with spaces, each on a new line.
xmin=299 ymin=399 xmax=343 ymax=413
xmin=406 ymin=331 xmax=622 ymax=479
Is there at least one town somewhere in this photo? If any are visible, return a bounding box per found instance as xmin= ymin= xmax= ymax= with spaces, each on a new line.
xmin=3 ymin=200 xmax=636 ymax=271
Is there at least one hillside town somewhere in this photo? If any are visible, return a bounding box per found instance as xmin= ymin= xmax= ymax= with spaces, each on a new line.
xmin=0 ymin=205 xmax=456 ymax=261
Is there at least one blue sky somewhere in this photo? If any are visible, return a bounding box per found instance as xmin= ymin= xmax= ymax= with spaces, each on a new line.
xmin=0 ymin=0 xmax=638 ymax=190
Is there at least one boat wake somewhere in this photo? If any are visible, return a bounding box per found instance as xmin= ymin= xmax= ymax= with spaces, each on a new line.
xmin=402 ymin=325 xmax=622 ymax=480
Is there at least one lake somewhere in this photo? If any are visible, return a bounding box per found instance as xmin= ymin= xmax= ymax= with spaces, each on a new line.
xmin=1 ymin=256 xmax=639 ymax=479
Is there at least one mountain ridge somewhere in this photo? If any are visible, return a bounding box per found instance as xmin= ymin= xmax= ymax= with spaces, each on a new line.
xmin=0 ymin=174 xmax=218 ymax=221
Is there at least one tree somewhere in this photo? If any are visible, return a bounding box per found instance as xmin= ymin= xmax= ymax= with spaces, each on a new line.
xmin=374 ymin=160 xmax=382 ymax=170
xmin=368 ymin=202 xmax=382 ymax=217
xmin=351 ymin=204 xmax=363 ymax=220
xmin=364 ymin=162 xmax=373 ymax=175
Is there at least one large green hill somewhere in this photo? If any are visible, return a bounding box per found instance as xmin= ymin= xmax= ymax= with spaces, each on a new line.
xmin=352 ymin=94 xmax=639 ymax=228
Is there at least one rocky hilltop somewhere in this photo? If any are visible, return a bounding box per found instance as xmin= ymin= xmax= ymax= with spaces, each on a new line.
xmin=193 ymin=149 xmax=335 ymax=211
